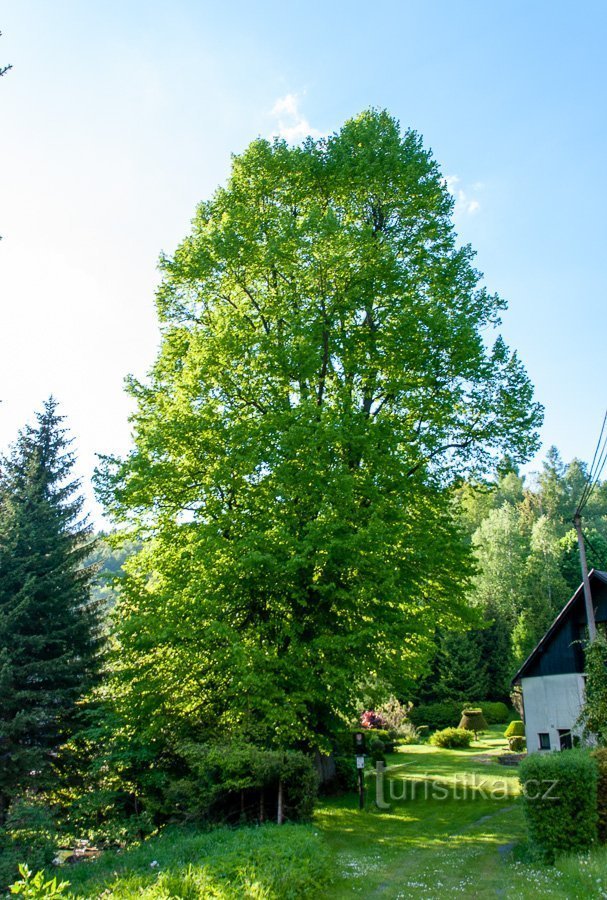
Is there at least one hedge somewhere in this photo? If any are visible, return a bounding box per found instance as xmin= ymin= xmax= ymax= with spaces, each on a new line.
xmin=519 ymin=749 xmax=598 ymax=862
xmin=410 ymin=701 xmax=511 ymax=731
xmin=593 ymin=748 xmax=607 ymax=843
xmin=333 ymin=728 xmax=395 ymax=755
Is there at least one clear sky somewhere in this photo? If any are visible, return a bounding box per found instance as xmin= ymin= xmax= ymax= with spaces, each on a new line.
xmin=1 ymin=1 xmax=606 ymax=525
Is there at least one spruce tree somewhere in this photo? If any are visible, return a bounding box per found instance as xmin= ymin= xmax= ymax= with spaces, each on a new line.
xmin=0 ymin=399 xmax=100 ymax=821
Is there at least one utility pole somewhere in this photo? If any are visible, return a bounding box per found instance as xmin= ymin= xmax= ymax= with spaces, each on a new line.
xmin=574 ymin=512 xmax=597 ymax=642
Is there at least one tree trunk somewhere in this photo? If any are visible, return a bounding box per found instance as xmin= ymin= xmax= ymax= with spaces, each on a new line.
xmin=277 ymin=778 xmax=284 ymax=825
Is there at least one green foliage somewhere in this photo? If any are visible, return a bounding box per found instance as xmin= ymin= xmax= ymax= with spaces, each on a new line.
xmin=0 ymin=800 xmax=59 ymax=892
xmin=0 ymin=400 xmax=102 ymax=815
xmin=368 ymin=738 xmax=386 ymax=764
xmin=519 ymin=749 xmax=598 ymax=862
xmin=9 ymin=865 xmax=70 ymax=900
xmin=458 ymin=709 xmax=488 ymax=737
xmin=159 ymin=743 xmax=318 ymax=825
xmin=361 ymin=728 xmax=394 ymax=753
xmin=373 ymin=696 xmax=413 ymax=736
xmin=505 ymin=720 xmax=525 ymax=739
xmin=410 ymin=701 xmax=465 ymax=731
xmin=411 ymin=700 xmax=511 ymax=732
xmin=593 ymin=748 xmax=607 ymax=843
xmin=508 ymin=736 xmax=525 ymax=752
xmin=87 ymin=534 xmax=140 ymax=611
xmin=393 ymin=722 xmax=420 ymax=745
xmin=579 ymin=635 xmax=607 ymax=745
xmin=63 ymin=824 xmax=331 ymax=899
xmin=481 ymin=702 xmax=511 ymax=724
xmin=429 ymin=728 xmax=472 ymax=749
xmin=96 ymin=109 xmax=541 ymax=755
xmin=331 ymin=756 xmax=359 ymax=793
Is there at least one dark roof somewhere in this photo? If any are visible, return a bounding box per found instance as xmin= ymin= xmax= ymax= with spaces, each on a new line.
xmin=512 ymin=569 xmax=607 ymax=683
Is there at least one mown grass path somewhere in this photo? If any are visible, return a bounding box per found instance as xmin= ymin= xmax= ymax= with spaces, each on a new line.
xmin=315 ymin=727 xmax=607 ymax=899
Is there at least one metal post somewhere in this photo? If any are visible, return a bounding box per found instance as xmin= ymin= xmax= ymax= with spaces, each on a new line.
xmin=574 ymin=513 xmax=597 ymax=642
xmin=358 ymin=768 xmax=364 ymax=810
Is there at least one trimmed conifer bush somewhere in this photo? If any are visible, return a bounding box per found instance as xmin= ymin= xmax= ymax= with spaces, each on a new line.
xmin=429 ymin=727 xmax=472 ymax=749
xmin=459 ymin=708 xmax=488 ymax=738
xmin=410 ymin=701 xmax=512 ymax=731
xmin=505 ymin=720 xmax=525 ymax=739
xmin=508 ymin=736 xmax=525 ymax=753
xmin=519 ymin=749 xmax=598 ymax=862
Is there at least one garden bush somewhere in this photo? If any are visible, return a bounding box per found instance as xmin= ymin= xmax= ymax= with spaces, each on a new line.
xmin=0 ymin=800 xmax=59 ymax=892
xmin=508 ymin=736 xmax=526 ymax=753
xmin=429 ymin=728 xmax=472 ymax=749
xmin=519 ymin=748 xmax=598 ymax=862
xmin=593 ymin=748 xmax=607 ymax=843
xmin=332 ymin=756 xmax=359 ymax=793
xmin=394 ymin=722 xmax=420 ymax=746
xmin=368 ymin=738 xmax=386 ymax=764
xmin=411 ymin=701 xmax=512 ymax=731
xmin=409 ymin=701 xmax=463 ymax=731
xmin=459 ymin=708 xmax=488 ymax=738
xmin=163 ymin=743 xmax=318 ymax=825
xmin=481 ymin=701 xmax=511 ymax=724
xmin=505 ymin=720 xmax=525 ymax=739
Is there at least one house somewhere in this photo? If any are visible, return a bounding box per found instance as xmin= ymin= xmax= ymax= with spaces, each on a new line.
xmin=512 ymin=569 xmax=607 ymax=753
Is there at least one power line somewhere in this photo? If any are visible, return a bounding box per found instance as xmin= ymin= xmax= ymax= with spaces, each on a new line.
xmin=576 ymin=408 xmax=607 ymax=516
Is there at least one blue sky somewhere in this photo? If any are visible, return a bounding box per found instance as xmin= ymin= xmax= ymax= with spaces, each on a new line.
xmin=1 ymin=1 xmax=606 ymax=523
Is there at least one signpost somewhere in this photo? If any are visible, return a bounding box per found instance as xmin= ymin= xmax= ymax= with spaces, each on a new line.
xmin=353 ymin=732 xmax=366 ymax=810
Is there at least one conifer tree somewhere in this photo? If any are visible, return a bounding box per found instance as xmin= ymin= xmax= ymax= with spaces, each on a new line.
xmin=0 ymin=399 xmax=100 ymax=821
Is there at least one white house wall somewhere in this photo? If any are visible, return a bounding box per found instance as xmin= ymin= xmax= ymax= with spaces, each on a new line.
xmin=521 ymin=673 xmax=586 ymax=752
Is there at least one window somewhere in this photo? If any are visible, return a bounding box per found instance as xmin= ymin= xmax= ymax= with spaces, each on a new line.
xmin=538 ymin=732 xmax=550 ymax=750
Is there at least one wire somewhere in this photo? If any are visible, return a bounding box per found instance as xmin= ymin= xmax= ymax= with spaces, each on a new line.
xmin=575 ymin=409 xmax=607 ymax=517
xmin=582 ymin=531 xmax=607 ymax=572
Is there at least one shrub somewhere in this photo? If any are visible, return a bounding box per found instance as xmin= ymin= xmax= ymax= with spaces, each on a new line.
xmin=508 ymin=736 xmax=526 ymax=753
xmin=481 ymin=702 xmax=511 ymax=724
xmin=519 ymin=748 xmax=598 ymax=862
xmin=505 ymin=720 xmax=525 ymax=739
xmin=394 ymin=722 xmax=420 ymax=746
xmin=459 ymin=708 xmax=488 ymax=738
xmin=362 ymin=728 xmax=394 ymax=753
xmin=368 ymin=738 xmax=386 ymax=764
xmin=164 ymin=743 xmax=318 ymax=825
xmin=0 ymin=800 xmax=59 ymax=892
xmin=332 ymin=756 xmax=359 ymax=793
xmin=593 ymin=748 xmax=607 ymax=843
xmin=9 ymin=864 xmax=70 ymax=899
xmin=374 ymin=696 xmax=413 ymax=735
xmin=410 ymin=700 xmax=512 ymax=731
xmin=409 ymin=702 xmax=462 ymax=731
xmin=429 ymin=728 xmax=472 ymax=749
xmin=360 ymin=710 xmax=387 ymax=729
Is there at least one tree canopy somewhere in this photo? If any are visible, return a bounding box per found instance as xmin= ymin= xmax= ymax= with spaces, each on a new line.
xmin=97 ymin=110 xmax=542 ymax=751
xmin=0 ymin=400 xmax=101 ymax=820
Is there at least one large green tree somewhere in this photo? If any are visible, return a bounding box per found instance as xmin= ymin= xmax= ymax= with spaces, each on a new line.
xmin=0 ymin=400 xmax=100 ymax=820
xmin=98 ymin=110 xmax=541 ymax=752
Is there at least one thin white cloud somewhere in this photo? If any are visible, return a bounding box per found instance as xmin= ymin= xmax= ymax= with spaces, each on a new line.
xmin=269 ymin=93 xmax=323 ymax=143
xmin=445 ymin=175 xmax=482 ymax=216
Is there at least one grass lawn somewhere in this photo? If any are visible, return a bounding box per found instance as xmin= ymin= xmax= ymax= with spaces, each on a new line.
xmin=315 ymin=725 xmax=607 ymax=899
xmin=26 ymin=725 xmax=607 ymax=898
